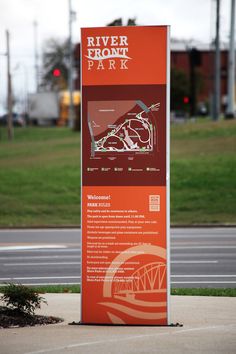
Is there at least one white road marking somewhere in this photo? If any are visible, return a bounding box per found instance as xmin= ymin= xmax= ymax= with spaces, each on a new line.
xmin=172 ymin=253 xmax=236 ymax=256
xmin=172 ymin=246 xmax=236 ymax=249
xmin=0 ymin=276 xmax=81 ymax=280
xmin=172 ymin=281 xmax=236 ymax=284
xmin=172 ymin=228 xmax=236 ymax=233
xmin=0 ymin=245 xmax=67 ymax=251
xmin=171 ymin=261 xmax=218 ymax=264
xmin=172 ymin=242 xmax=236 ymax=246
xmin=0 ymin=229 xmax=80 ymax=233
xmin=0 ymin=255 xmax=80 ymax=260
xmin=4 ymin=262 xmax=81 ymax=266
xmin=172 ymin=234 xmax=236 ymax=238
xmin=172 ymin=274 xmax=236 ymax=277
xmin=0 ymin=248 xmax=81 ymax=252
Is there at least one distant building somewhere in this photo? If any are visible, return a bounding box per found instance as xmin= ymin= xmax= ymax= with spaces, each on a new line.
xmin=74 ymin=39 xmax=230 ymax=113
xmin=171 ymin=39 xmax=229 ymax=111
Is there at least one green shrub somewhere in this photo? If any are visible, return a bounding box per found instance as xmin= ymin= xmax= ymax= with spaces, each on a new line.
xmin=1 ymin=283 xmax=47 ymax=315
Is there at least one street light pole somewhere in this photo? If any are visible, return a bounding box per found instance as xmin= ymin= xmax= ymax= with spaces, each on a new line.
xmin=68 ymin=0 xmax=75 ymax=128
xmin=212 ymin=0 xmax=221 ymax=121
xmin=226 ymin=0 xmax=235 ymax=118
xmin=33 ymin=20 xmax=39 ymax=93
xmin=6 ymin=30 xmax=13 ymax=140
xmin=19 ymin=63 xmax=29 ymax=116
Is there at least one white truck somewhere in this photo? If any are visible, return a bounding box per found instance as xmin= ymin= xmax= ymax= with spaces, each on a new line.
xmin=28 ymin=92 xmax=59 ymax=125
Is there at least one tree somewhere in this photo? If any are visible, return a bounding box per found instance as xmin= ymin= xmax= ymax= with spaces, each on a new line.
xmin=107 ymin=18 xmax=137 ymax=26
xmin=41 ymin=38 xmax=70 ymax=91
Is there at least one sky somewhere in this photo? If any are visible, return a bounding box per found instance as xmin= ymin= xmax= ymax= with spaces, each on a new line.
xmin=0 ymin=0 xmax=232 ymax=113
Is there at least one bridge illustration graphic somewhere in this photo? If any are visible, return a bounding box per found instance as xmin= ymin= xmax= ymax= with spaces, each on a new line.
xmin=113 ymin=262 xmax=166 ymax=298
xmin=100 ymin=250 xmax=167 ymax=323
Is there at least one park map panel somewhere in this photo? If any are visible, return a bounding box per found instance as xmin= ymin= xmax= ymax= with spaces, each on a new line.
xmin=88 ymin=100 xmax=159 ymax=156
xmin=82 ymin=84 xmax=166 ymax=187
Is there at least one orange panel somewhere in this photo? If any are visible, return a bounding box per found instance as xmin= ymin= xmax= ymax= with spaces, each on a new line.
xmin=81 ymin=186 xmax=167 ymax=325
xmin=81 ymin=26 xmax=167 ymax=86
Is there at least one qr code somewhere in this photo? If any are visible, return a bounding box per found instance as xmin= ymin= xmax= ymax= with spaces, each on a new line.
xmin=149 ymin=195 xmax=160 ymax=212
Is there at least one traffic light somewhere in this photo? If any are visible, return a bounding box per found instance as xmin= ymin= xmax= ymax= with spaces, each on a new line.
xmin=53 ymin=68 xmax=61 ymax=77
xmin=189 ymin=47 xmax=201 ymax=116
xmin=183 ymin=96 xmax=189 ymax=104
xmin=189 ymin=48 xmax=201 ymax=67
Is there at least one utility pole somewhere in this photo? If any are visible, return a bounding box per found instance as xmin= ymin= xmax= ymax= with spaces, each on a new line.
xmin=21 ymin=63 xmax=29 ymax=116
xmin=33 ymin=20 xmax=39 ymax=92
xmin=212 ymin=0 xmax=221 ymax=121
xmin=68 ymin=0 xmax=75 ymax=128
xmin=6 ymin=30 xmax=13 ymax=141
xmin=189 ymin=48 xmax=201 ymax=117
xmin=226 ymin=0 xmax=235 ymax=118
xmin=189 ymin=49 xmax=196 ymax=118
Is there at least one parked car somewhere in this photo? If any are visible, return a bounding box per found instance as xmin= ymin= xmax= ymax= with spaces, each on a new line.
xmin=197 ymin=102 xmax=208 ymax=116
xmin=0 ymin=113 xmax=25 ymax=127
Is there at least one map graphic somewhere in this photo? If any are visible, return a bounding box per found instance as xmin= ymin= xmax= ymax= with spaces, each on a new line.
xmin=88 ymin=100 xmax=159 ymax=156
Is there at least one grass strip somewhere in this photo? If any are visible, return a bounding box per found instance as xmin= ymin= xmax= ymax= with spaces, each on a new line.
xmin=0 ymin=284 xmax=80 ymax=294
xmin=171 ymin=288 xmax=236 ymax=297
xmin=1 ymin=285 xmax=235 ymax=297
xmin=31 ymin=284 xmax=81 ymax=294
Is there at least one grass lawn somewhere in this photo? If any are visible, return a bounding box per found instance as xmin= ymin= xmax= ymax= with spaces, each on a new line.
xmin=0 ymin=127 xmax=80 ymax=226
xmin=171 ymin=119 xmax=236 ymax=224
xmin=0 ymin=119 xmax=235 ymax=226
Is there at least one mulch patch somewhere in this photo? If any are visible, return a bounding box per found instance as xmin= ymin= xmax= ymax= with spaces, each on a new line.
xmin=0 ymin=306 xmax=63 ymax=329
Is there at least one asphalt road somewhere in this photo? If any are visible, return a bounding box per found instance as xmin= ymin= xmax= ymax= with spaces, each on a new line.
xmin=0 ymin=228 xmax=235 ymax=288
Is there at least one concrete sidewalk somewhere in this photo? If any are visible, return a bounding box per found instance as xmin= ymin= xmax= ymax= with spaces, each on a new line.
xmin=0 ymin=294 xmax=236 ymax=354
